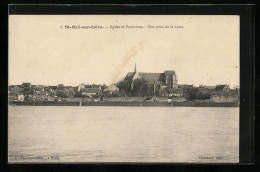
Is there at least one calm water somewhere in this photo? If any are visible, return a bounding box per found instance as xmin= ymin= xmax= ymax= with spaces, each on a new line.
xmin=8 ymin=106 xmax=239 ymax=163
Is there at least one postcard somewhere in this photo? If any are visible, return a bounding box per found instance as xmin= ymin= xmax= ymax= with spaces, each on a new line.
xmin=8 ymin=15 xmax=239 ymax=163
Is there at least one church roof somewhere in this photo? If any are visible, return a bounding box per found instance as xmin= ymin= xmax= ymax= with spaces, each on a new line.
xmin=138 ymin=73 xmax=164 ymax=84
xmin=124 ymin=71 xmax=167 ymax=84
xmin=164 ymin=70 xmax=176 ymax=76
xmin=215 ymin=85 xmax=228 ymax=91
xmin=124 ymin=72 xmax=135 ymax=82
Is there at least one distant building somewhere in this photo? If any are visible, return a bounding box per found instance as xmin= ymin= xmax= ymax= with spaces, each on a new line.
xmin=81 ymin=88 xmax=101 ymax=97
xmin=78 ymin=84 xmax=102 ymax=92
xmin=90 ymin=84 xmax=101 ymax=89
xmin=22 ymin=82 xmax=31 ymax=91
xmin=123 ymin=63 xmax=178 ymax=94
xmin=214 ymin=85 xmax=230 ymax=92
xmin=31 ymin=85 xmax=37 ymax=88
xmin=18 ymin=93 xmax=24 ymax=101
xmin=22 ymin=82 xmax=31 ymax=88
xmin=210 ymin=95 xmax=238 ymax=103
xmin=104 ymin=84 xmax=119 ymax=95
xmin=35 ymin=85 xmax=44 ymax=92
xmin=49 ymin=86 xmax=57 ymax=91
xmin=78 ymin=83 xmax=85 ymax=92
xmin=157 ymin=88 xmax=183 ymax=97
xmin=9 ymin=96 xmax=16 ymax=101
xmin=169 ymin=88 xmax=183 ymax=97
xmin=48 ymin=96 xmax=55 ymax=101
xmin=44 ymin=86 xmax=50 ymax=92
xmin=210 ymin=85 xmax=238 ymax=103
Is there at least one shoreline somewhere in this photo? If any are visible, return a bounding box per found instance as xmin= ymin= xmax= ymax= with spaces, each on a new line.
xmin=9 ymin=101 xmax=239 ymax=107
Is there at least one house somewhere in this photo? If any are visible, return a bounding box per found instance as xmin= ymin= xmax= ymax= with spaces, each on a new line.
xmin=31 ymin=85 xmax=37 ymax=88
xmin=210 ymin=94 xmax=238 ymax=103
xmin=104 ymin=84 xmax=119 ymax=95
xmin=43 ymin=86 xmax=50 ymax=92
xmin=169 ymin=88 xmax=183 ymax=97
xmin=210 ymin=88 xmax=238 ymax=103
xmin=90 ymin=84 xmax=101 ymax=89
xmin=48 ymin=96 xmax=55 ymax=101
xmin=18 ymin=92 xmax=24 ymax=101
xmin=78 ymin=83 xmax=85 ymax=92
xmin=123 ymin=63 xmax=178 ymax=94
xmin=22 ymin=82 xmax=31 ymax=90
xmin=30 ymin=85 xmax=37 ymax=92
xmin=35 ymin=86 xmax=44 ymax=92
xmin=81 ymin=88 xmax=101 ymax=97
xmin=214 ymin=85 xmax=230 ymax=92
xmin=210 ymin=84 xmax=231 ymax=100
xmin=49 ymin=86 xmax=57 ymax=91
xmin=157 ymin=88 xmax=183 ymax=97
xmin=157 ymin=89 xmax=169 ymax=97
xmin=9 ymin=96 xmax=16 ymax=101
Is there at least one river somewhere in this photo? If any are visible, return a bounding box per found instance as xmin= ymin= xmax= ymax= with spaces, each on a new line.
xmin=8 ymin=106 xmax=239 ymax=163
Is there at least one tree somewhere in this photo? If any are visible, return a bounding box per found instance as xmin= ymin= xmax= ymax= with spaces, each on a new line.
xmin=65 ymin=88 xmax=76 ymax=98
xmin=132 ymin=79 xmax=148 ymax=97
xmin=119 ymin=89 xmax=127 ymax=97
xmin=117 ymin=81 xmax=132 ymax=96
xmin=56 ymin=90 xmax=66 ymax=98
xmin=195 ymin=91 xmax=210 ymax=100
xmin=48 ymin=90 xmax=56 ymax=97
xmin=10 ymin=86 xmax=23 ymax=96
xmin=183 ymin=87 xmax=199 ymax=101
xmin=117 ymin=81 xmax=126 ymax=91
xmin=74 ymin=90 xmax=82 ymax=97
xmin=183 ymin=87 xmax=211 ymax=100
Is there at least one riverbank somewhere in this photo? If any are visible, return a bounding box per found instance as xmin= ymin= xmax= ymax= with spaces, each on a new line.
xmin=9 ymin=100 xmax=238 ymax=107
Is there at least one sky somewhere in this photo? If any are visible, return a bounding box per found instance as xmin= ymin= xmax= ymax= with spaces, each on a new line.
xmin=9 ymin=15 xmax=239 ymax=87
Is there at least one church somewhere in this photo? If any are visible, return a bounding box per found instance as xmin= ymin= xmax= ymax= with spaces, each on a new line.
xmin=123 ymin=63 xmax=178 ymax=95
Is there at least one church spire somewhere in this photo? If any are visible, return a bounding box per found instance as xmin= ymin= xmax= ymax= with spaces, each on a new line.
xmin=134 ymin=62 xmax=137 ymax=73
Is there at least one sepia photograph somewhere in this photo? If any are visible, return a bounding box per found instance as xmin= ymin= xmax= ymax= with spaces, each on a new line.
xmin=8 ymin=14 xmax=240 ymax=163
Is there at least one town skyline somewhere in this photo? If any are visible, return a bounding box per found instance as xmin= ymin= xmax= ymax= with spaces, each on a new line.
xmin=9 ymin=15 xmax=239 ymax=87
xmin=8 ymin=79 xmax=238 ymax=89
xmin=8 ymin=63 xmax=240 ymax=88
